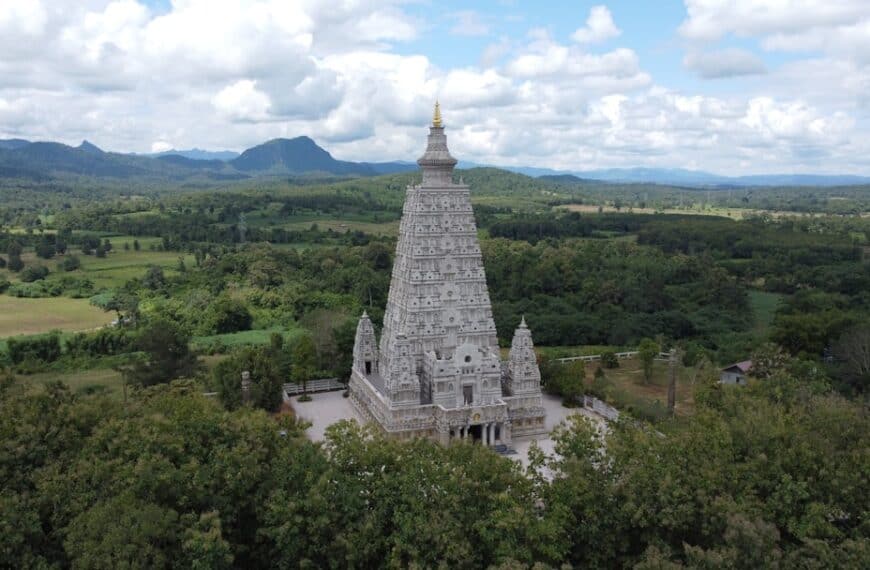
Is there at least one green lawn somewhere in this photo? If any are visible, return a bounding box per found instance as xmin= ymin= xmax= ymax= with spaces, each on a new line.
xmin=749 ymin=290 xmax=784 ymax=335
xmin=0 ymin=296 xmax=113 ymax=338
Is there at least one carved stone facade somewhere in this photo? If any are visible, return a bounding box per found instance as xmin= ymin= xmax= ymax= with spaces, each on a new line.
xmin=349 ymin=105 xmax=546 ymax=446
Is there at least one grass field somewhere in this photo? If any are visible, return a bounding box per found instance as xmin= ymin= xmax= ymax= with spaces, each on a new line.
xmin=191 ymin=326 xmax=307 ymax=351
xmin=0 ymin=245 xmax=196 ymax=289
xmin=17 ymin=355 xmax=230 ymax=401
xmin=749 ymin=290 xmax=784 ymax=335
xmin=0 ymin=296 xmax=113 ymax=338
xmin=582 ymin=357 xmax=701 ymax=417
xmin=21 ymin=367 xmax=127 ymax=399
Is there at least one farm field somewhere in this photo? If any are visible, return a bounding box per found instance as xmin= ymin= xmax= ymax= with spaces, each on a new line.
xmin=559 ymin=203 xmax=821 ymax=219
xmin=0 ymin=296 xmax=113 ymax=338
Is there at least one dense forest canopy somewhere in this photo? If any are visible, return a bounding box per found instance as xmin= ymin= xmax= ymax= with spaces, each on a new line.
xmin=1 ymin=167 xmax=869 ymax=567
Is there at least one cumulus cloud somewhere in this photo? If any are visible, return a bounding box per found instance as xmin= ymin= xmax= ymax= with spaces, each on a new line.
xmin=684 ymin=48 xmax=767 ymax=79
xmin=572 ymin=5 xmax=621 ymax=44
xmin=679 ymin=0 xmax=867 ymax=41
xmin=212 ymin=80 xmax=272 ymax=122
xmin=0 ymin=0 xmax=867 ymax=175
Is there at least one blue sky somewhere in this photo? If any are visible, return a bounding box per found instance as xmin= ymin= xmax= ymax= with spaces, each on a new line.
xmin=1 ymin=1 xmax=869 ymax=174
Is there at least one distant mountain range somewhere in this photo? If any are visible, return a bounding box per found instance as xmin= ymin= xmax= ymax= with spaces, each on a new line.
xmin=513 ymin=166 xmax=870 ymax=187
xmin=1 ymin=136 xmax=867 ymax=187
xmin=145 ymin=148 xmax=240 ymax=161
xmin=0 ymin=136 xmax=416 ymax=182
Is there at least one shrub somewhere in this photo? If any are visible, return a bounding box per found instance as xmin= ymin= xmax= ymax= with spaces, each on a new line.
xmin=59 ymin=255 xmax=82 ymax=272
xmin=205 ymin=296 xmax=253 ymax=335
xmin=66 ymin=328 xmax=136 ymax=358
xmin=19 ymin=265 xmax=50 ymax=283
xmin=7 ymin=333 xmax=62 ymax=365
xmin=8 ymin=281 xmax=64 ymax=298
xmin=0 ymin=255 xmax=6 ymax=268
xmin=600 ymin=350 xmax=619 ymax=369
xmin=0 ymin=278 xmax=9 ymax=294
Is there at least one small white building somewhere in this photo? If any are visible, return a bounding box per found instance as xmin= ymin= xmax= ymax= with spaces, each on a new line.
xmin=719 ymin=360 xmax=752 ymax=385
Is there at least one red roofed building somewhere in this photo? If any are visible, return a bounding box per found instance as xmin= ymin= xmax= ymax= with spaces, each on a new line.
xmin=720 ymin=360 xmax=752 ymax=386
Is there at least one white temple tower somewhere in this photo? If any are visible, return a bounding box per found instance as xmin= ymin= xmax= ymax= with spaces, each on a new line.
xmin=349 ymin=104 xmax=546 ymax=446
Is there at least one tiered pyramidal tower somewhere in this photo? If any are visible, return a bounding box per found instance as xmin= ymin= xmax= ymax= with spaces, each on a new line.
xmin=349 ymin=104 xmax=546 ymax=446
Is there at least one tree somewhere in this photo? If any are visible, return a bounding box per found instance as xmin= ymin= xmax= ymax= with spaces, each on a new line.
xmin=832 ymin=325 xmax=870 ymax=395
xmin=58 ymin=255 xmax=81 ymax=272
xmin=123 ymin=318 xmax=198 ymax=387
xmin=205 ymin=296 xmax=252 ymax=335
xmin=19 ymin=265 xmax=49 ymax=283
xmin=142 ymin=265 xmax=166 ymax=290
xmin=638 ymin=338 xmax=659 ymax=384
xmin=750 ymin=343 xmax=789 ymax=379
xmin=213 ymin=345 xmax=285 ymax=412
xmin=133 ymin=239 xmax=140 ymax=251
xmin=0 ymin=255 xmax=5 ymax=269
xmin=35 ymin=240 xmax=55 ymax=259
xmin=94 ymin=244 xmax=106 ymax=258
xmin=291 ymin=335 xmax=318 ymax=397
xmin=6 ymin=253 xmax=24 ymax=273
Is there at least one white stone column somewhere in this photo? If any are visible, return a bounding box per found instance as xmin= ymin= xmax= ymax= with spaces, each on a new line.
xmin=485 ymin=423 xmax=492 ymax=445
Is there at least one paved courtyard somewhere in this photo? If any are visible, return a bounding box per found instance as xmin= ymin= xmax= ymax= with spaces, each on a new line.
xmin=290 ymin=391 xmax=606 ymax=467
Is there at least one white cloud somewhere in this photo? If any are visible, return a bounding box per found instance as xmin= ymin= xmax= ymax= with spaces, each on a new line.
xmin=572 ymin=5 xmax=621 ymax=44
xmin=0 ymin=0 xmax=48 ymax=35
xmin=0 ymin=0 xmax=868 ymax=175
xmin=684 ymin=48 xmax=767 ymax=78
xmin=449 ymin=10 xmax=490 ymax=37
xmin=151 ymin=140 xmax=173 ymax=153
xmin=679 ymin=0 xmax=867 ymax=42
xmin=212 ymin=80 xmax=272 ymax=122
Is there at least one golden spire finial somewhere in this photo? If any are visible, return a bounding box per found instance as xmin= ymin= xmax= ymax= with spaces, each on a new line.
xmin=433 ymin=100 xmax=442 ymax=127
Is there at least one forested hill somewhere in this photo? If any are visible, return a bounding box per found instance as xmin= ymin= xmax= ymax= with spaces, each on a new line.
xmin=0 ymin=136 xmax=415 ymax=183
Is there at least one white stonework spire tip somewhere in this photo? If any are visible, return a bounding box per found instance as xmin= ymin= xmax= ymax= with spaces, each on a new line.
xmin=520 ymin=316 xmax=527 ymax=328
xmin=361 ymin=310 xmax=368 ymax=319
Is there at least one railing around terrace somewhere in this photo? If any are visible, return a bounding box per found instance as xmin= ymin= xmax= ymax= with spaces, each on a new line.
xmin=555 ymin=350 xmax=673 ymax=363
xmin=283 ymin=378 xmax=345 ymax=398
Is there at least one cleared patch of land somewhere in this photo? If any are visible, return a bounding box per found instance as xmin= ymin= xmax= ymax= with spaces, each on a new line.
xmin=581 ymin=357 xmax=701 ymax=417
xmin=22 ymin=367 xmax=126 ymax=399
xmin=0 ymin=296 xmax=113 ymax=338
xmin=192 ymin=326 xmax=306 ymax=351
xmin=749 ymin=290 xmax=784 ymax=335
